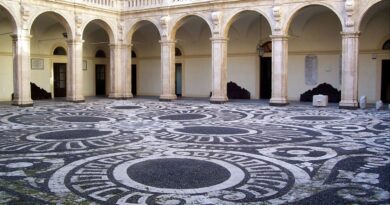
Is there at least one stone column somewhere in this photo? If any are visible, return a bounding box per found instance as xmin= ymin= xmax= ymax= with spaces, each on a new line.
xmin=11 ymin=34 xmax=33 ymax=106
xmin=269 ymin=35 xmax=288 ymax=106
xmin=108 ymin=44 xmax=123 ymax=99
xmin=339 ymin=32 xmax=359 ymax=109
xmin=159 ymin=39 xmax=177 ymax=101
xmin=122 ymin=44 xmax=133 ymax=99
xmin=210 ymin=37 xmax=228 ymax=103
xmin=66 ymin=38 xmax=85 ymax=102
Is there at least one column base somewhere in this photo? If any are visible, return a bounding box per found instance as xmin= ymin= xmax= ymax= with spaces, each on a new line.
xmin=12 ymin=99 xmax=33 ymax=107
xmin=339 ymin=100 xmax=358 ymax=109
xmin=160 ymin=94 xmax=177 ymax=101
xmin=108 ymin=93 xmax=123 ymax=99
xmin=66 ymin=96 xmax=85 ymax=103
xmin=210 ymin=96 xmax=228 ymax=104
xmin=122 ymin=93 xmax=134 ymax=99
xmin=269 ymin=98 xmax=288 ymax=106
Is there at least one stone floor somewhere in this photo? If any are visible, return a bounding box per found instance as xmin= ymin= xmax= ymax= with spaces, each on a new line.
xmin=0 ymin=98 xmax=389 ymax=205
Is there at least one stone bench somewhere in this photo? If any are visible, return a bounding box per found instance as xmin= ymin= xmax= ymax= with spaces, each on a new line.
xmin=313 ymin=94 xmax=328 ymax=107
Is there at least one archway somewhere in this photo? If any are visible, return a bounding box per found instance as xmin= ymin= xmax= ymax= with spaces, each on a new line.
xmin=0 ymin=5 xmax=17 ymax=102
xmin=287 ymin=5 xmax=342 ymax=103
xmin=30 ymin=12 xmax=72 ymax=99
xmin=82 ymin=20 xmax=112 ymax=97
xmin=172 ymin=15 xmax=212 ymax=98
xmin=225 ymin=11 xmax=272 ymax=100
xmin=129 ymin=21 xmax=161 ymax=97
xmin=358 ymin=0 xmax=390 ymax=103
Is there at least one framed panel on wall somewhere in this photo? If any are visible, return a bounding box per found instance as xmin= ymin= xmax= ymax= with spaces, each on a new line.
xmin=31 ymin=58 xmax=44 ymax=70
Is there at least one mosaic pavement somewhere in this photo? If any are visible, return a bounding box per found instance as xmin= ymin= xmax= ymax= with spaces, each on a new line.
xmin=0 ymin=98 xmax=389 ymax=205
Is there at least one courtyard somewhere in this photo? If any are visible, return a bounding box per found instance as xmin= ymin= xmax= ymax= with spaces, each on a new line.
xmin=0 ymin=98 xmax=389 ymax=204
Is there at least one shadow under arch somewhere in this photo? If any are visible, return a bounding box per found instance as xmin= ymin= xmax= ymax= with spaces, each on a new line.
xmin=29 ymin=11 xmax=74 ymax=40
xmin=171 ymin=14 xmax=212 ymax=40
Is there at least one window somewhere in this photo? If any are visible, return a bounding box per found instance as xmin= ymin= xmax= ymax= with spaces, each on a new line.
xmin=53 ymin=47 xmax=67 ymax=55
xmin=95 ymin=50 xmax=106 ymax=58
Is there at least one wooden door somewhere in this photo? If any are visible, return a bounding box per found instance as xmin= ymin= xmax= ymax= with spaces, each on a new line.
xmin=53 ymin=63 xmax=66 ymax=97
xmin=260 ymin=57 xmax=272 ymax=99
xmin=96 ymin=64 xmax=106 ymax=96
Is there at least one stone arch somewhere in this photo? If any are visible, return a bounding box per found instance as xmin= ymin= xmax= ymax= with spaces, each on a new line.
xmin=0 ymin=3 xmax=18 ymax=33
xmin=284 ymin=3 xmax=344 ymax=34
xmin=28 ymin=11 xmax=74 ymax=39
xmin=81 ymin=18 xmax=116 ymax=44
xmin=170 ymin=13 xmax=213 ymax=40
xmin=357 ymin=0 xmax=384 ymax=30
xmin=126 ymin=19 xmax=161 ymax=43
xmin=223 ymin=9 xmax=273 ymax=39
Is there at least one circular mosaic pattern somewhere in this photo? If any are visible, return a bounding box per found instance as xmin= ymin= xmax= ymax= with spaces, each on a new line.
xmin=49 ymin=149 xmax=307 ymax=204
xmin=115 ymin=157 xmax=243 ymax=194
xmin=0 ymin=128 xmax=142 ymax=154
xmin=55 ymin=116 xmax=110 ymax=123
xmin=158 ymin=114 xmax=209 ymax=121
xmin=263 ymin=110 xmax=354 ymax=125
xmin=110 ymin=106 xmax=143 ymax=110
xmin=156 ymin=123 xmax=323 ymax=145
xmin=4 ymin=112 xmax=118 ymax=126
xmin=257 ymin=146 xmax=337 ymax=161
xmin=172 ymin=126 xmax=252 ymax=135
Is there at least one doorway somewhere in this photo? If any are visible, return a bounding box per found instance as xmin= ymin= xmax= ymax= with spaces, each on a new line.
xmin=53 ymin=63 xmax=66 ymax=97
xmin=95 ymin=64 xmax=106 ymax=96
xmin=132 ymin=64 xmax=137 ymax=96
xmin=175 ymin=63 xmax=182 ymax=97
xmin=381 ymin=60 xmax=390 ymax=103
xmin=260 ymin=57 xmax=272 ymax=99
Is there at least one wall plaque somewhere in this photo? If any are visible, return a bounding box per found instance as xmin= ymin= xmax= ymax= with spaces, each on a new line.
xmin=31 ymin=58 xmax=44 ymax=70
xmin=305 ymin=55 xmax=318 ymax=85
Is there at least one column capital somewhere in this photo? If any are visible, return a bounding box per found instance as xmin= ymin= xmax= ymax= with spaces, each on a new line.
xmin=340 ymin=31 xmax=360 ymax=38
xmin=270 ymin=34 xmax=289 ymax=40
xmin=210 ymin=37 xmax=229 ymax=42
xmin=67 ymin=39 xmax=84 ymax=45
xmin=10 ymin=34 xmax=32 ymax=41
xmin=159 ymin=39 xmax=176 ymax=44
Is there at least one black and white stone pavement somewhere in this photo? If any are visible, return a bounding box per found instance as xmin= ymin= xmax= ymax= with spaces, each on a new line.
xmin=0 ymin=98 xmax=389 ymax=204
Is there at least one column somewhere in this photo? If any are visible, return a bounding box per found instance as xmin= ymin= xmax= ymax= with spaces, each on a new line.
xmin=210 ymin=37 xmax=228 ymax=103
xmin=108 ymin=44 xmax=123 ymax=99
xmin=67 ymin=38 xmax=85 ymax=102
xmin=159 ymin=39 xmax=176 ymax=101
xmin=122 ymin=44 xmax=133 ymax=98
xmin=11 ymin=34 xmax=33 ymax=106
xmin=269 ymin=35 xmax=288 ymax=106
xmin=339 ymin=32 xmax=359 ymax=109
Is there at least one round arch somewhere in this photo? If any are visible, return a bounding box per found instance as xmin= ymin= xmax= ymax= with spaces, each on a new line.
xmin=357 ymin=0 xmax=384 ymax=29
xmin=81 ymin=19 xmax=116 ymax=44
xmin=126 ymin=19 xmax=161 ymax=43
xmin=0 ymin=3 xmax=18 ymax=33
xmin=223 ymin=9 xmax=273 ymax=38
xmin=28 ymin=11 xmax=74 ymax=39
xmin=170 ymin=13 xmax=213 ymax=40
xmin=284 ymin=3 xmax=344 ymax=34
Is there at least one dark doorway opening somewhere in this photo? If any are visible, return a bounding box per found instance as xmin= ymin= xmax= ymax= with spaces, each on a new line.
xmin=132 ymin=64 xmax=137 ymax=96
xmin=53 ymin=63 xmax=66 ymax=97
xmin=175 ymin=63 xmax=182 ymax=97
xmin=381 ymin=60 xmax=390 ymax=103
xmin=260 ymin=57 xmax=272 ymax=99
xmin=95 ymin=64 xmax=106 ymax=96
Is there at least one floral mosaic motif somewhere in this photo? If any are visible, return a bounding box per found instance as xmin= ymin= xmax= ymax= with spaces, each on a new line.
xmin=0 ymin=98 xmax=388 ymax=204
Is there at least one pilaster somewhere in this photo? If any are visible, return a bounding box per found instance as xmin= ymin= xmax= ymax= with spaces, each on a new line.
xmin=11 ymin=34 xmax=33 ymax=106
xmin=108 ymin=44 xmax=124 ymax=99
xmin=269 ymin=35 xmax=289 ymax=106
xmin=159 ymin=39 xmax=177 ymax=101
xmin=66 ymin=38 xmax=85 ymax=102
xmin=339 ymin=32 xmax=359 ymax=109
xmin=210 ymin=37 xmax=228 ymax=104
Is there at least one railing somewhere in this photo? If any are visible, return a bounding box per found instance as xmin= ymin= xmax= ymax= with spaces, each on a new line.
xmin=125 ymin=0 xmax=210 ymax=10
xmin=58 ymin=0 xmax=211 ymax=10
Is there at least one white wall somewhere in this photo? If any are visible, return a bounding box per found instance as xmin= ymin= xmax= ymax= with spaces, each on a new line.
xmin=227 ymin=55 xmax=258 ymax=99
xmin=138 ymin=59 xmax=161 ymax=96
xmin=184 ymin=57 xmax=211 ymax=97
